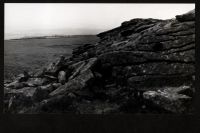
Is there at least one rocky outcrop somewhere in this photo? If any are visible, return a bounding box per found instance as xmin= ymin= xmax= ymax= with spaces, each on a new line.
xmin=143 ymin=85 xmax=193 ymax=113
xmin=4 ymin=9 xmax=195 ymax=114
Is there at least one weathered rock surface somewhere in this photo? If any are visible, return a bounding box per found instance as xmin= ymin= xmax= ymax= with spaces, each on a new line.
xmin=143 ymin=85 xmax=193 ymax=113
xmin=49 ymin=57 xmax=97 ymax=97
xmin=4 ymin=9 xmax=195 ymax=114
xmin=58 ymin=71 xmax=66 ymax=84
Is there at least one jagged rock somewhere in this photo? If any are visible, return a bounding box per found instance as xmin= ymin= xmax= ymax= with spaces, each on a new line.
xmin=98 ymin=51 xmax=147 ymax=66
xmin=176 ymin=9 xmax=195 ymax=22
xmin=33 ymin=68 xmax=46 ymax=77
xmin=163 ymin=85 xmax=194 ymax=97
xmin=68 ymin=61 xmax=86 ymax=80
xmin=72 ymin=43 xmax=95 ymax=57
xmin=15 ymin=71 xmax=30 ymax=82
xmin=40 ymin=84 xmax=54 ymax=91
xmin=5 ymin=81 xmax=27 ymax=89
xmin=68 ymin=57 xmax=97 ymax=80
xmin=49 ymin=69 xmax=94 ymax=97
xmin=49 ymin=58 xmax=97 ymax=97
xmin=97 ymin=18 xmax=161 ymax=42
xmin=4 ymin=79 xmax=12 ymax=84
xmin=120 ymin=63 xmax=194 ymax=76
xmin=58 ymin=71 xmax=66 ymax=85
xmin=73 ymin=49 xmax=96 ymax=61
xmin=5 ymin=87 xmax=37 ymax=112
xmin=5 ymin=85 xmax=55 ymax=112
xmin=26 ymin=78 xmax=49 ymax=86
xmin=44 ymin=75 xmax=57 ymax=80
xmin=44 ymin=55 xmax=66 ymax=76
xmin=143 ymin=88 xmax=192 ymax=113
xmin=127 ymin=75 xmax=193 ymax=91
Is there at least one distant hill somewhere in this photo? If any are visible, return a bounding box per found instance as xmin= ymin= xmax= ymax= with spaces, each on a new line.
xmin=6 ymin=34 xmax=97 ymax=40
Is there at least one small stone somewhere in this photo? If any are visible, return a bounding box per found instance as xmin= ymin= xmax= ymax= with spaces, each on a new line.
xmin=58 ymin=71 xmax=66 ymax=85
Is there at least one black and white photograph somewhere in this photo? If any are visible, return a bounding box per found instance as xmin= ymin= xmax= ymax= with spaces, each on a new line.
xmin=4 ymin=3 xmax=195 ymax=114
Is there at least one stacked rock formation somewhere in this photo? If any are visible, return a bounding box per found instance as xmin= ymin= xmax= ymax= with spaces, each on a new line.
xmin=4 ymin=9 xmax=195 ymax=114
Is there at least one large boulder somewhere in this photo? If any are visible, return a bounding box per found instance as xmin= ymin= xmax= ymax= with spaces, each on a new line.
xmin=143 ymin=86 xmax=193 ymax=113
xmin=4 ymin=84 xmax=55 ymax=113
xmin=49 ymin=58 xmax=97 ymax=97
xmin=176 ymin=9 xmax=195 ymax=22
xmin=5 ymin=87 xmax=37 ymax=112
xmin=68 ymin=57 xmax=97 ymax=80
xmin=44 ymin=55 xmax=66 ymax=76
xmin=49 ymin=69 xmax=94 ymax=97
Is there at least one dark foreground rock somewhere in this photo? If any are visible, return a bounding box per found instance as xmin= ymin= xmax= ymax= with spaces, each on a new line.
xmin=143 ymin=85 xmax=194 ymax=113
xmin=4 ymin=9 xmax=195 ymax=114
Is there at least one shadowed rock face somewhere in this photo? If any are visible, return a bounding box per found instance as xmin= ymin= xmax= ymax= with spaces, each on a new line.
xmin=4 ymin=9 xmax=195 ymax=114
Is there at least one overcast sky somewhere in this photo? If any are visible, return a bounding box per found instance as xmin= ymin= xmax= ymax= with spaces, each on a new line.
xmin=5 ymin=3 xmax=195 ymax=39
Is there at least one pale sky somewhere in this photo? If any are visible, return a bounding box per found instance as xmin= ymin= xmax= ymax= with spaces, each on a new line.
xmin=5 ymin=3 xmax=195 ymax=39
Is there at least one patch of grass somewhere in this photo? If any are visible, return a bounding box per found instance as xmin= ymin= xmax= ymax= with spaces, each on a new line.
xmin=4 ymin=35 xmax=99 ymax=80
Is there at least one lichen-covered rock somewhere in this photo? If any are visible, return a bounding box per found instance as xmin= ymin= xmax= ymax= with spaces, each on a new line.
xmin=163 ymin=85 xmax=195 ymax=97
xmin=49 ymin=58 xmax=97 ymax=97
xmin=44 ymin=55 xmax=66 ymax=76
xmin=143 ymin=86 xmax=193 ymax=113
xmin=127 ymin=75 xmax=193 ymax=91
xmin=98 ymin=51 xmax=147 ymax=66
xmin=176 ymin=9 xmax=195 ymax=22
xmin=49 ymin=69 xmax=94 ymax=97
xmin=68 ymin=57 xmax=97 ymax=80
xmin=6 ymin=87 xmax=37 ymax=98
